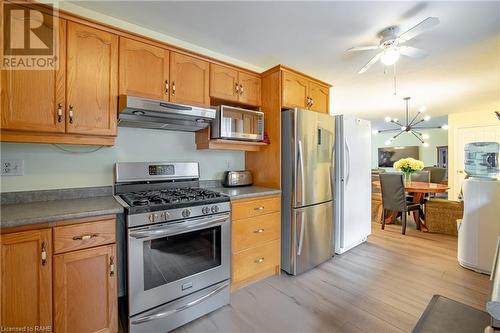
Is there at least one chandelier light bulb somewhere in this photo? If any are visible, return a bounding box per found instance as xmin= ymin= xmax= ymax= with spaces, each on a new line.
xmin=393 ymin=118 xmax=399 ymax=122
xmin=372 ymin=130 xmax=379 ymax=134
xmin=384 ymin=116 xmax=391 ymax=122
xmin=380 ymin=47 xmax=400 ymax=66
xmin=423 ymin=115 xmax=431 ymax=121
xmin=384 ymin=140 xmax=391 ymax=145
xmin=401 ymin=126 xmax=407 ymax=131
xmin=423 ymin=142 xmax=429 ymax=147
xmin=419 ymin=106 xmax=427 ymax=113
xmin=441 ymin=124 xmax=449 ymax=130
xmin=422 ymin=133 xmax=430 ymax=139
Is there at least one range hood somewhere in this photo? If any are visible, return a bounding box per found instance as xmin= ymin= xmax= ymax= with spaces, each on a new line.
xmin=118 ymin=95 xmax=216 ymax=132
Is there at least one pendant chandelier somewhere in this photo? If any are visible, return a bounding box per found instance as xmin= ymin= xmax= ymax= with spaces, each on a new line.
xmin=375 ymin=97 xmax=448 ymax=146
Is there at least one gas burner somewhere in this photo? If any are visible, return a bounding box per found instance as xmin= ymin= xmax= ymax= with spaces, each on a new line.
xmin=133 ymin=198 xmax=149 ymax=206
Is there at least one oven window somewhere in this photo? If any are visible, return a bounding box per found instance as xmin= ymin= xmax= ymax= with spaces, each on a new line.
xmin=143 ymin=226 xmax=222 ymax=291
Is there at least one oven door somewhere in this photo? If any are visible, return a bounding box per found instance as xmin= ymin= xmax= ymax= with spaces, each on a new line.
xmin=127 ymin=213 xmax=230 ymax=316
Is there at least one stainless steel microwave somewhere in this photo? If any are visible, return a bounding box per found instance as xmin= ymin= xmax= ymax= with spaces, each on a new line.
xmin=211 ymin=105 xmax=264 ymax=141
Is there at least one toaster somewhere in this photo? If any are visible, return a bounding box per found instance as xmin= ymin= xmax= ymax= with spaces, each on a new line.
xmin=223 ymin=171 xmax=253 ymax=187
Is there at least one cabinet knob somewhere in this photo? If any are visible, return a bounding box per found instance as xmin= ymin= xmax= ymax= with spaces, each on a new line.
xmin=165 ymin=80 xmax=169 ymax=94
xmin=254 ymin=206 xmax=264 ymax=211
xmin=41 ymin=241 xmax=47 ymax=266
xmin=254 ymin=228 xmax=265 ymax=233
xmin=254 ymin=257 xmax=265 ymax=264
xmin=69 ymin=105 xmax=74 ymax=124
xmin=172 ymin=82 xmax=176 ymax=96
xmin=57 ymin=103 xmax=63 ymax=123
xmin=235 ymin=82 xmax=240 ymax=94
xmin=110 ymin=256 xmax=115 ymax=277
xmin=310 ymin=98 xmax=314 ymax=107
xmin=239 ymin=84 xmax=244 ymax=95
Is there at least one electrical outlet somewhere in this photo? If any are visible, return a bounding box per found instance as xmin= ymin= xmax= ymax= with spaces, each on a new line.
xmin=1 ymin=160 xmax=24 ymax=176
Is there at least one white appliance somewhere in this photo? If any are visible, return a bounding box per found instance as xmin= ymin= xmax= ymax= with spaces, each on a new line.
xmin=458 ymin=179 xmax=500 ymax=274
xmin=334 ymin=116 xmax=372 ymax=254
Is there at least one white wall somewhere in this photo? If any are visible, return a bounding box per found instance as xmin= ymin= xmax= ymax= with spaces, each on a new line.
xmin=371 ymin=128 xmax=448 ymax=169
xmin=0 ymin=128 xmax=244 ymax=192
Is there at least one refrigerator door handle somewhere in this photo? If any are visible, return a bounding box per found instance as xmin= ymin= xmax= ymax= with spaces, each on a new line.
xmin=297 ymin=139 xmax=305 ymax=206
xmin=345 ymin=140 xmax=351 ymax=186
xmin=297 ymin=210 xmax=306 ymax=256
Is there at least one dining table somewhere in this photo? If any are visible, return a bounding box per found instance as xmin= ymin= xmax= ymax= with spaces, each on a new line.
xmin=374 ymin=180 xmax=450 ymax=232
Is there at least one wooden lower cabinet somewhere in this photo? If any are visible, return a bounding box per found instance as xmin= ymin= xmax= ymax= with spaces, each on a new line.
xmin=231 ymin=195 xmax=281 ymax=290
xmin=0 ymin=229 xmax=52 ymax=329
xmin=0 ymin=216 xmax=118 ymax=333
xmin=54 ymin=244 xmax=117 ymax=333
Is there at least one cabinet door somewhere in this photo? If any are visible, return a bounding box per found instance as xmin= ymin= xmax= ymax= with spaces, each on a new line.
xmin=66 ymin=22 xmax=118 ymax=136
xmin=119 ymin=37 xmax=169 ymax=101
xmin=170 ymin=52 xmax=210 ymax=106
xmin=1 ymin=229 xmax=52 ymax=328
xmin=238 ymin=72 xmax=261 ymax=106
xmin=1 ymin=17 xmax=66 ymax=133
xmin=209 ymin=64 xmax=239 ymax=102
xmin=308 ymin=81 xmax=330 ymax=114
xmin=54 ymin=244 xmax=117 ymax=333
xmin=282 ymin=71 xmax=308 ymax=109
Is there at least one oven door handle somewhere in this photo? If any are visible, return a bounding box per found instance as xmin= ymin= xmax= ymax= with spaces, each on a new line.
xmin=131 ymin=281 xmax=230 ymax=325
xmin=129 ymin=215 xmax=229 ymax=240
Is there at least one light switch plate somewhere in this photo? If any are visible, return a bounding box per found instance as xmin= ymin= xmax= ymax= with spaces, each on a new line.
xmin=1 ymin=160 xmax=24 ymax=176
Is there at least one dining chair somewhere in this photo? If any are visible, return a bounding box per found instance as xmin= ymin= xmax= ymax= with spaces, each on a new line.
xmin=411 ymin=170 xmax=430 ymax=182
xmin=423 ymin=167 xmax=447 ymax=184
xmin=379 ymin=173 xmax=421 ymax=235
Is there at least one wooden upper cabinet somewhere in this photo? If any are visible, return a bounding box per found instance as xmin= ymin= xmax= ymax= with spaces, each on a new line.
xmin=1 ymin=17 xmax=66 ymax=133
xmin=54 ymin=244 xmax=117 ymax=333
xmin=119 ymin=37 xmax=169 ymax=101
xmin=308 ymin=81 xmax=330 ymax=114
xmin=239 ymin=72 xmax=261 ymax=107
xmin=282 ymin=71 xmax=308 ymax=109
xmin=66 ymin=22 xmax=118 ymax=136
xmin=210 ymin=64 xmax=239 ymax=102
xmin=1 ymin=229 xmax=52 ymax=328
xmin=170 ymin=52 xmax=209 ymax=107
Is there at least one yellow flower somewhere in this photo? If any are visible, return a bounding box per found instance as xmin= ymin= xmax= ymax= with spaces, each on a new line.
xmin=393 ymin=157 xmax=424 ymax=172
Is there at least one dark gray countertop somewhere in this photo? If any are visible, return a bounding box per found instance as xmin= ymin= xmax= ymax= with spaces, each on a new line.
xmin=206 ymin=186 xmax=281 ymax=200
xmin=0 ymin=196 xmax=123 ymax=229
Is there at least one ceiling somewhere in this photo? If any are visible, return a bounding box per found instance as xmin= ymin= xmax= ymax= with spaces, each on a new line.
xmin=71 ymin=1 xmax=500 ymax=123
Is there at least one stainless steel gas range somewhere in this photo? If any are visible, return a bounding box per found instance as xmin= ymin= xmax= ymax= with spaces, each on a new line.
xmin=114 ymin=162 xmax=230 ymax=333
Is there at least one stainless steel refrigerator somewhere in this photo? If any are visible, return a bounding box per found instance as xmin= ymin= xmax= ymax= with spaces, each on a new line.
xmin=281 ymin=108 xmax=335 ymax=275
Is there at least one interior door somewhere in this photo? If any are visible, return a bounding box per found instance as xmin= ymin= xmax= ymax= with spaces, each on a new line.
xmin=294 ymin=109 xmax=335 ymax=207
xmin=453 ymin=125 xmax=500 ymax=199
xmin=119 ymin=37 xmax=169 ymax=101
xmin=337 ymin=117 xmax=372 ymax=253
xmin=293 ymin=201 xmax=333 ymax=275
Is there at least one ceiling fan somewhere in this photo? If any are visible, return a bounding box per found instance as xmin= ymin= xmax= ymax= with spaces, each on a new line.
xmin=348 ymin=17 xmax=440 ymax=74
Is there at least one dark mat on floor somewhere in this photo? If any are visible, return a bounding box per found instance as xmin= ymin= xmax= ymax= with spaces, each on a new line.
xmin=412 ymin=294 xmax=490 ymax=333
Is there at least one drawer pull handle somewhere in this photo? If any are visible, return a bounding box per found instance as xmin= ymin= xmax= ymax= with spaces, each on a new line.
xmin=254 ymin=206 xmax=264 ymax=211
xmin=254 ymin=228 xmax=265 ymax=233
xmin=254 ymin=257 xmax=265 ymax=264
xmin=73 ymin=233 xmax=98 ymax=241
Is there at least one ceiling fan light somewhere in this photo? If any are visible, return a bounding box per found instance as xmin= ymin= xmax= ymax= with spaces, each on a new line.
xmin=380 ymin=47 xmax=400 ymax=66
xmin=423 ymin=115 xmax=431 ymax=121
xmin=441 ymin=124 xmax=449 ymax=130
xmin=384 ymin=116 xmax=392 ymax=122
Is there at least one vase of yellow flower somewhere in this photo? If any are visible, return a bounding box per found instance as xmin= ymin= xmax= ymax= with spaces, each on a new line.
xmin=393 ymin=157 xmax=425 ymax=185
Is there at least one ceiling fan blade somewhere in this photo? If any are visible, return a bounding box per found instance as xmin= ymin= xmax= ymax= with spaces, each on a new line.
xmin=398 ymin=17 xmax=440 ymax=43
xmin=399 ymin=45 xmax=428 ymax=58
xmin=347 ymin=45 xmax=379 ymax=52
xmin=358 ymin=52 xmax=382 ymax=74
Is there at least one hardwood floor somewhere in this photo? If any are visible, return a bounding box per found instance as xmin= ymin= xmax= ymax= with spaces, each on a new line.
xmin=175 ymin=223 xmax=490 ymax=333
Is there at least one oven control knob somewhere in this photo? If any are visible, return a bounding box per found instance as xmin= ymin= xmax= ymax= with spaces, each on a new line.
xmin=148 ymin=213 xmax=158 ymax=223
xmin=160 ymin=211 xmax=170 ymax=221
xmin=202 ymin=207 xmax=210 ymax=214
xmin=182 ymin=209 xmax=191 ymax=218
xmin=211 ymin=205 xmax=219 ymax=213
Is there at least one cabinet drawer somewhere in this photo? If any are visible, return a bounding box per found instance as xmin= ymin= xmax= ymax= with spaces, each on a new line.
xmin=232 ymin=195 xmax=280 ymax=220
xmin=233 ymin=212 xmax=280 ymax=252
xmin=53 ymin=219 xmax=116 ymax=254
xmin=232 ymin=240 xmax=280 ymax=284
